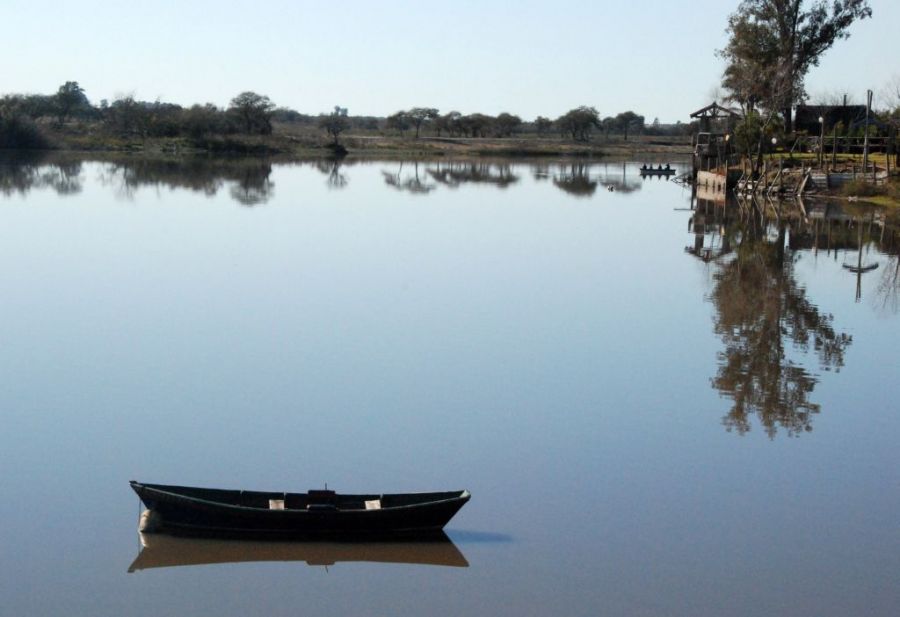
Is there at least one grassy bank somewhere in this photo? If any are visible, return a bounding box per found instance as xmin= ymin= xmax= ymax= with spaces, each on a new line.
xmin=839 ymin=176 xmax=900 ymax=207
xmin=10 ymin=121 xmax=692 ymax=160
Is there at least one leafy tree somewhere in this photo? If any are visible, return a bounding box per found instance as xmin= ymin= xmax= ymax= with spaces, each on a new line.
xmin=614 ymin=111 xmax=644 ymax=140
xmin=386 ymin=111 xmax=411 ymax=136
xmin=144 ymin=100 xmax=184 ymax=137
xmin=352 ymin=116 xmax=380 ymax=130
xmin=433 ymin=113 xmax=450 ymax=137
xmin=105 ymin=95 xmax=151 ymax=136
xmin=1 ymin=94 xmax=55 ymax=120
xmin=54 ymin=81 xmax=90 ymax=125
xmin=733 ymin=110 xmax=783 ymax=160
xmin=434 ymin=111 xmax=463 ymax=137
xmin=719 ymin=0 xmax=872 ymax=131
xmin=318 ymin=106 xmax=349 ymax=144
xmin=406 ymin=107 xmax=439 ymax=138
xmin=460 ymin=113 xmax=493 ymax=137
xmin=183 ymin=103 xmax=227 ymax=138
xmin=601 ymin=116 xmax=616 ymax=139
xmin=534 ymin=116 xmax=553 ymax=135
xmin=0 ymin=113 xmax=50 ymax=149
xmin=271 ymin=107 xmax=313 ymax=124
xmin=556 ymin=106 xmax=601 ymax=141
xmin=228 ymin=91 xmax=275 ymax=135
xmin=494 ymin=112 xmax=522 ymax=137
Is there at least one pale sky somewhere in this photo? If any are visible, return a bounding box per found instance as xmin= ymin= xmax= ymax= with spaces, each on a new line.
xmin=1 ymin=0 xmax=896 ymax=122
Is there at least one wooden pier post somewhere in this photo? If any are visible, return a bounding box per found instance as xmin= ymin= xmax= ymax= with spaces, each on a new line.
xmin=831 ymin=125 xmax=837 ymax=171
xmin=863 ymin=89 xmax=872 ymax=182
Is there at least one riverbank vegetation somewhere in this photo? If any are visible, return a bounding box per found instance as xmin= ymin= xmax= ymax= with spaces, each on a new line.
xmin=711 ymin=0 xmax=899 ymax=206
xmin=0 ymin=82 xmax=692 ymax=157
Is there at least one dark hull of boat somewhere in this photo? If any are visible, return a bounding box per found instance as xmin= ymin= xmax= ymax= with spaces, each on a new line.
xmin=128 ymin=531 xmax=468 ymax=571
xmin=130 ymin=481 xmax=470 ymax=538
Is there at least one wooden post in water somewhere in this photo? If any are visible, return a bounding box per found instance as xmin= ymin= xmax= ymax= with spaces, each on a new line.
xmin=831 ymin=125 xmax=837 ymax=171
xmin=818 ymin=116 xmax=825 ymax=169
xmin=779 ymin=156 xmax=784 ymax=193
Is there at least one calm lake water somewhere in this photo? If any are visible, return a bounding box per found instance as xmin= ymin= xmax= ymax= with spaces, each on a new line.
xmin=1 ymin=155 xmax=898 ymax=617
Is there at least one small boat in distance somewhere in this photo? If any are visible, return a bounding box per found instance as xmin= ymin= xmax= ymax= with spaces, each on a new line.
xmin=130 ymin=481 xmax=470 ymax=539
xmin=639 ymin=164 xmax=676 ymax=176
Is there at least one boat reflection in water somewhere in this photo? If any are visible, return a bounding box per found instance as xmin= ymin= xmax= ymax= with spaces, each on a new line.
xmin=128 ymin=531 xmax=469 ymax=572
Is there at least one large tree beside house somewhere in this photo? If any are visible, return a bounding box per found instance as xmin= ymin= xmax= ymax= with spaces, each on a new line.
xmin=719 ymin=0 xmax=872 ymax=131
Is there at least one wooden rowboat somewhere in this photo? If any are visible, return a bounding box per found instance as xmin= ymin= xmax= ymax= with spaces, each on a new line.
xmin=130 ymin=481 xmax=470 ymax=538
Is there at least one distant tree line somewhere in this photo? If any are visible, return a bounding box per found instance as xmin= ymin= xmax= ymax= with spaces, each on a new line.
xmin=0 ymin=83 xmax=283 ymax=141
xmin=1 ymin=81 xmax=694 ymax=150
xmin=384 ymin=106 xmax=693 ymax=141
xmin=383 ymin=109 xmax=523 ymax=139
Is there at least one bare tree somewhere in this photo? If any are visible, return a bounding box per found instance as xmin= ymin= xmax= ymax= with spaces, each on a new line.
xmin=812 ymin=89 xmax=856 ymax=106
xmin=318 ymin=106 xmax=349 ymax=144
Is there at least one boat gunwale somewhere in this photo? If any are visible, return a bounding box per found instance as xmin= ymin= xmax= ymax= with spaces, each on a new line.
xmin=148 ymin=520 xmax=450 ymax=537
xmin=131 ymin=481 xmax=470 ymax=515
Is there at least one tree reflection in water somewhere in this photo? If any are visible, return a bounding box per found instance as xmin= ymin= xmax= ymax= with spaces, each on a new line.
xmin=1 ymin=156 xmax=662 ymax=205
xmin=552 ymin=163 xmax=597 ymax=197
xmin=532 ymin=164 xmax=551 ymax=182
xmin=708 ymin=209 xmax=852 ymax=437
xmin=0 ymin=154 xmax=83 ymax=197
xmin=591 ymin=162 xmax=643 ymax=194
xmin=382 ymin=161 xmax=434 ymax=194
xmin=426 ymin=161 xmax=518 ymax=189
xmin=229 ymin=163 xmax=275 ymax=205
xmin=0 ymin=154 xmax=276 ymax=205
xmin=875 ymin=254 xmax=900 ymax=315
xmin=316 ymin=159 xmax=349 ymax=190
xmin=104 ymin=158 xmax=275 ymax=206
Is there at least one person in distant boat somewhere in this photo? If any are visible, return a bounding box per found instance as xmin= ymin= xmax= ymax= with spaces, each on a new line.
xmin=665 ymin=164 xmax=671 ymax=170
